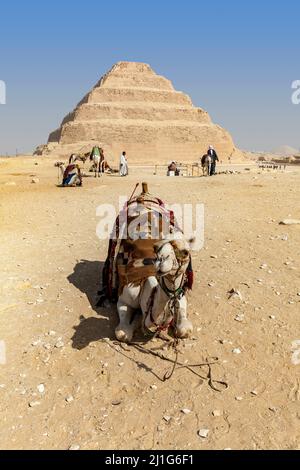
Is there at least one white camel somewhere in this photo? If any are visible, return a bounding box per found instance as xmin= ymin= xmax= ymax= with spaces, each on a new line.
xmin=90 ymin=149 xmax=105 ymax=178
xmin=115 ymin=238 xmax=193 ymax=343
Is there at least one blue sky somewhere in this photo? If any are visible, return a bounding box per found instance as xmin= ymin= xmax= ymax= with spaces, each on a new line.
xmin=0 ymin=0 xmax=299 ymax=154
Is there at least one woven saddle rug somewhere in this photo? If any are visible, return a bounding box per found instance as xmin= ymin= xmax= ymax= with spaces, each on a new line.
xmin=99 ymin=191 xmax=193 ymax=304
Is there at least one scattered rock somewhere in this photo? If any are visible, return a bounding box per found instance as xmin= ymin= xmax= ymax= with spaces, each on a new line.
xmin=232 ymin=348 xmax=242 ymax=355
xmin=163 ymin=416 xmax=171 ymax=423
xmin=181 ymin=408 xmax=192 ymax=415
xmin=228 ymin=289 xmax=243 ymax=301
xmin=279 ymin=219 xmax=300 ymax=226
xmin=37 ymin=384 xmax=45 ymax=394
xmin=112 ymin=400 xmax=122 ymax=406
xmin=31 ymin=178 xmax=40 ymax=184
xmin=235 ymin=396 xmax=243 ymax=401
xmin=150 ymin=385 xmax=158 ymax=390
xmin=29 ymin=401 xmax=41 ymax=408
xmin=66 ymin=396 xmax=74 ymax=403
xmin=235 ymin=314 xmax=245 ymax=323
xmin=69 ymin=444 xmax=80 ymax=451
xmin=269 ymin=407 xmax=278 ymax=413
xmin=55 ymin=340 xmax=64 ymax=349
xmin=198 ymin=429 xmax=209 ymax=439
xmin=212 ymin=410 xmax=222 ymax=417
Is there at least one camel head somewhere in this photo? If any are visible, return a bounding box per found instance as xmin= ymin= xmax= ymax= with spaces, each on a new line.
xmin=154 ymin=238 xmax=191 ymax=277
xmin=54 ymin=161 xmax=64 ymax=168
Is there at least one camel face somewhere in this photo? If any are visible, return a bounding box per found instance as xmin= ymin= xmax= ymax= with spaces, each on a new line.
xmin=154 ymin=240 xmax=190 ymax=277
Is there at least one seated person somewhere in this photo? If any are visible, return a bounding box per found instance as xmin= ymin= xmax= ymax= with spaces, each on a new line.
xmin=62 ymin=163 xmax=82 ymax=187
xmin=168 ymin=161 xmax=180 ymax=176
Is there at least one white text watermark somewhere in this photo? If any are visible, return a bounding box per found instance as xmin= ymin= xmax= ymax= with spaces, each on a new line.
xmin=0 ymin=80 xmax=6 ymax=105
xmin=0 ymin=341 xmax=6 ymax=365
xmin=96 ymin=197 xmax=205 ymax=251
xmin=291 ymin=80 xmax=300 ymax=105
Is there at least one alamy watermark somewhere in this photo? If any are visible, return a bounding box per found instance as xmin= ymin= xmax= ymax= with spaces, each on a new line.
xmin=96 ymin=197 xmax=205 ymax=251
xmin=291 ymin=80 xmax=300 ymax=105
xmin=0 ymin=341 xmax=6 ymax=365
xmin=0 ymin=80 xmax=6 ymax=105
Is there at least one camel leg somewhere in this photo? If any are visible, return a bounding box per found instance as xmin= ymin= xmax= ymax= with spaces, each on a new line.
xmin=115 ymin=300 xmax=138 ymax=343
xmin=175 ymin=296 xmax=193 ymax=339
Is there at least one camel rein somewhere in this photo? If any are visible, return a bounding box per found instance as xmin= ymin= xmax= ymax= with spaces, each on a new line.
xmin=110 ymin=340 xmax=228 ymax=392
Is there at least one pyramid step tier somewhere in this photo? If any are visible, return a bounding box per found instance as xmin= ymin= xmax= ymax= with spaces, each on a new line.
xmin=85 ymin=87 xmax=192 ymax=106
xmin=63 ymin=103 xmax=211 ymax=125
xmin=99 ymin=73 xmax=174 ymax=91
xmin=60 ymin=120 xmax=234 ymax=148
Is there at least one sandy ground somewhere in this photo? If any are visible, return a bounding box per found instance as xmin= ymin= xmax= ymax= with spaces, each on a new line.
xmin=0 ymin=156 xmax=300 ymax=450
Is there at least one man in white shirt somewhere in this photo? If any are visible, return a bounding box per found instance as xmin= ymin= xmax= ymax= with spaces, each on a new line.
xmin=120 ymin=151 xmax=128 ymax=176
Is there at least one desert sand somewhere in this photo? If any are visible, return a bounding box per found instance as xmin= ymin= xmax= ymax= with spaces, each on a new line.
xmin=0 ymin=156 xmax=300 ymax=450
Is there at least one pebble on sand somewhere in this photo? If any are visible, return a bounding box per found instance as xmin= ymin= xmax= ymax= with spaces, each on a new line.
xmin=235 ymin=314 xmax=245 ymax=322
xmin=279 ymin=219 xmax=300 ymax=226
xmin=29 ymin=401 xmax=41 ymax=408
xmin=163 ymin=416 xmax=171 ymax=423
xmin=69 ymin=445 xmax=80 ymax=451
xmin=232 ymin=348 xmax=242 ymax=355
xmin=228 ymin=289 xmax=243 ymax=301
xmin=198 ymin=429 xmax=209 ymax=439
xmin=181 ymin=408 xmax=192 ymax=415
xmin=37 ymin=384 xmax=45 ymax=394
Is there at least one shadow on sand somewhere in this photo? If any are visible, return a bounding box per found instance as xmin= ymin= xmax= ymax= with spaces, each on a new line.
xmin=67 ymin=259 xmax=118 ymax=350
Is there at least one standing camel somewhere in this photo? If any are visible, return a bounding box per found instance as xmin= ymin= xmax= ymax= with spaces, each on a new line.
xmin=90 ymin=147 xmax=105 ymax=177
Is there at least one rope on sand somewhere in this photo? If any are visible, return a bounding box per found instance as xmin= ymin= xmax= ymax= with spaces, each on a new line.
xmin=109 ymin=340 xmax=229 ymax=393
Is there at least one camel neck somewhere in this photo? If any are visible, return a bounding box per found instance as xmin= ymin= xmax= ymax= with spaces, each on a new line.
xmin=162 ymin=272 xmax=185 ymax=293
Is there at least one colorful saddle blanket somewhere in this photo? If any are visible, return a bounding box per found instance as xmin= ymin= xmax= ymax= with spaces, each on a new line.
xmin=99 ymin=192 xmax=193 ymax=304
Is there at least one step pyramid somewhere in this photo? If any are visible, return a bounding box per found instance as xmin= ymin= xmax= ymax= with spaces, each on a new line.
xmin=39 ymin=62 xmax=240 ymax=162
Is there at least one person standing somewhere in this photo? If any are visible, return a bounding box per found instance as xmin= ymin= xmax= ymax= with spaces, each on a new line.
xmin=119 ymin=151 xmax=128 ymax=176
xmin=207 ymin=145 xmax=219 ymax=176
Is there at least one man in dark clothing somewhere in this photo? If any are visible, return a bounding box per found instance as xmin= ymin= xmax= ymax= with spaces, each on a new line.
xmin=207 ymin=145 xmax=219 ymax=176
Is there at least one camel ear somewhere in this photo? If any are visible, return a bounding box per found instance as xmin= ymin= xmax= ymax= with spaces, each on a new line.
xmin=187 ymin=237 xmax=196 ymax=250
xmin=170 ymin=240 xmax=190 ymax=260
